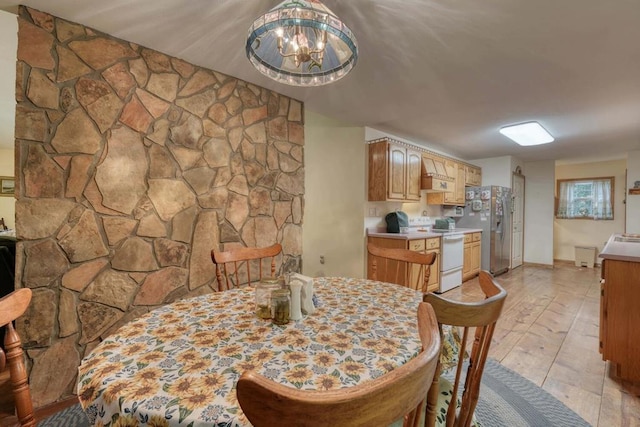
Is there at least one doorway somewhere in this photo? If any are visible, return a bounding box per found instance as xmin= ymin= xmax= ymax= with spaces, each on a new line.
xmin=511 ymin=172 xmax=525 ymax=269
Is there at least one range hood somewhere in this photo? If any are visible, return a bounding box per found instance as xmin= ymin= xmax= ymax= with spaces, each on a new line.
xmin=421 ymin=156 xmax=454 ymax=192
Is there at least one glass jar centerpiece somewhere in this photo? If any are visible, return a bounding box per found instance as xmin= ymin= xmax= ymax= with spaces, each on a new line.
xmin=271 ymin=289 xmax=291 ymax=325
xmin=255 ymin=277 xmax=281 ymax=319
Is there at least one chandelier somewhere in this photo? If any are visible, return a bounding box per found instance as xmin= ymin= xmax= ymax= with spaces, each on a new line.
xmin=246 ymin=0 xmax=358 ymax=86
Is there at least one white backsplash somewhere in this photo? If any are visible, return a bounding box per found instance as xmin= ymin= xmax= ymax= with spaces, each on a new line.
xmin=364 ymin=195 xmax=444 ymax=231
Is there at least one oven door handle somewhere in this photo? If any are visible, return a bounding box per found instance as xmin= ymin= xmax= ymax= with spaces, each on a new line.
xmin=442 ymin=234 xmax=464 ymax=243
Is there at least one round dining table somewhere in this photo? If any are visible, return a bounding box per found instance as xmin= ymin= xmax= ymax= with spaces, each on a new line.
xmin=77 ymin=277 xmax=424 ymax=427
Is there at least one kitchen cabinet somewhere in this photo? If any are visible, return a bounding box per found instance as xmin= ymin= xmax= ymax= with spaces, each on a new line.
xmin=368 ymin=139 xmax=421 ymax=202
xmin=462 ymin=232 xmax=481 ymax=281
xmin=367 ymin=236 xmax=440 ymax=292
xmin=410 ymin=237 xmax=440 ymax=291
xmin=599 ymin=258 xmax=640 ymax=382
xmin=456 ymin=164 xmax=466 ymax=202
xmin=420 ymin=153 xmax=454 ymax=193
xmin=464 ymin=164 xmax=482 ymax=186
xmin=426 ymin=160 xmax=465 ymax=206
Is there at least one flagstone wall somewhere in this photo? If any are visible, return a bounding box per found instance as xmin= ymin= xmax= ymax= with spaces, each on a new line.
xmin=13 ymin=6 xmax=304 ymax=406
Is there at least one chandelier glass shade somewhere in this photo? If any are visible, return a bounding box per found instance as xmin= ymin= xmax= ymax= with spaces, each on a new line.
xmin=246 ymin=0 xmax=358 ymax=86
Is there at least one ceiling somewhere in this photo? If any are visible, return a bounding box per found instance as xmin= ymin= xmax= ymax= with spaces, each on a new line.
xmin=1 ymin=0 xmax=639 ymax=162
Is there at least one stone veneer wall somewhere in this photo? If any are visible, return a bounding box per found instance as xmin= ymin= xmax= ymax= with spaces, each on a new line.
xmin=13 ymin=6 xmax=304 ymax=407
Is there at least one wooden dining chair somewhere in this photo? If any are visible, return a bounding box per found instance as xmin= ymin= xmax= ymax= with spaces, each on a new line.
xmin=211 ymin=243 xmax=282 ymax=291
xmin=0 ymin=288 xmax=35 ymax=427
xmin=424 ymin=270 xmax=507 ymax=427
xmin=237 ymin=301 xmax=441 ymax=427
xmin=368 ymin=242 xmax=437 ymax=293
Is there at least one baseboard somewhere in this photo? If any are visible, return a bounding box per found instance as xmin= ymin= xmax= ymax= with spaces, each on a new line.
xmin=523 ymin=262 xmax=554 ymax=269
xmin=553 ymin=259 xmax=601 ymax=268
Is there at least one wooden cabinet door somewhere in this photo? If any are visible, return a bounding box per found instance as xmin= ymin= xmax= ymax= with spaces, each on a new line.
xmin=462 ymin=242 xmax=472 ymax=279
xmin=409 ymin=239 xmax=440 ymax=292
xmin=406 ymin=148 xmax=422 ymax=201
xmin=471 ymin=241 xmax=481 ymax=275
xmin=367 ymin=237 xmax=407 ymax=285
xmin=368 ymin=142 xmax=387 ymax=201
xmin=426 ymin=249 xmax=439 ymax=292
xmin=387 ymin=144 xmax=406 ymax=200
xmin=456 ymin=165 xmax=465 ymax=204
xmin=408 ymin=239 xmax=425 ymax=291
xmin=443 ymin=161 xmax=457 ymax=204
xmin=465 ymin=165 xmax=482 ymax=186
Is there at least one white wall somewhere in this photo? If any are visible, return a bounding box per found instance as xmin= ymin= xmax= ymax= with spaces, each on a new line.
xmin=0 ymin=10 xmax=16 ymax=229
xmin=303 ymin=111 xmax=366 ymax=278
xmin=554 ymin=159 xmax=626 ymax=261
xmin=472 ymin=156 xmax=516 ymax=188
xmin=627 ymin=150 xmax=640 ymax=234
xmin=523 ymin=160 xmax=555 ymax=265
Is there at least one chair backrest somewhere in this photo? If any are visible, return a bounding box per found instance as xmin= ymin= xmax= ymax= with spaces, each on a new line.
xmin=237 ymin=302 xmax=441 ymax=427
xmin=368 ymin=242 xmax=437 ymax=293
xmin=424 ymin=270 xmax=507 ymax=427
xmin=0 ymin=288 xmax=35 ymax=427
xmin=211 ymin=243 xmax=282 ymax=291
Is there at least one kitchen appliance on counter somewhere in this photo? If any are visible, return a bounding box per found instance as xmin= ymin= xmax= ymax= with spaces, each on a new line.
xmin=385 ymin=211 xmax=409 ymax=233
xmin=433 ymin=217 xmax=455 ymax=231
xmin=456 ymin=186 xmax=512 ymax=275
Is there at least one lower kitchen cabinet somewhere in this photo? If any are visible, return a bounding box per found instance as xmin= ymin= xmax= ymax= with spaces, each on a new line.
xmin=367 ymin=236 xmax=440 ymax=293
xmin=599 ymin=258 xmax=640 ymax=382
xmin=462 ymin=232 xmax=481 ymax=282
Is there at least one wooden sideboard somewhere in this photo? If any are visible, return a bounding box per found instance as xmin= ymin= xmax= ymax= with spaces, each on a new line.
xmin=599 ymin=235 xmax=640 ymax=382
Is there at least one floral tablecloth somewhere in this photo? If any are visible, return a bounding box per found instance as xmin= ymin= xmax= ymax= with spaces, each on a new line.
xmin=77 ymin=277 xmax=424 ymax=427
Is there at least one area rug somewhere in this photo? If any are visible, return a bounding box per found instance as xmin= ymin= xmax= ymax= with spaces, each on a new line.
xmin=468 ymin=358 xmax=591 ymax=427
xmin=38 ymin=358 xmax=590 ymax=427
xmin=37 ymin=404 xmax=89 ymax=427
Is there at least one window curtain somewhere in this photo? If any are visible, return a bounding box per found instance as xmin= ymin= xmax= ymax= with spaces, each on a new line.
xmin=557 ymin=181 xmax=570 ymax=218
xmin=593 ymin=179 xmax=613 ymax=219
xmin=556 ymin=179 xmax=613 ymax=219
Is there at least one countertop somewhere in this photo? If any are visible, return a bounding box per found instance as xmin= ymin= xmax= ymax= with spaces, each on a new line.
xmin=599 ymin=233 xmax=640 ymax=262
xmin=367 ymin=228 xmax=483 ymax=240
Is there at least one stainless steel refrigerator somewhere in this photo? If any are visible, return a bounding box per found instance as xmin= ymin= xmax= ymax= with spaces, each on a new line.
xmin=456 ymin=186 xmax=512 ymax=276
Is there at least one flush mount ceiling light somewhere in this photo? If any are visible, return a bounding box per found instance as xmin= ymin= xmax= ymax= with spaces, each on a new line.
xmin=246 ymin=0 xmax=358 ymax=86
xmin=499 ymin=122 xmax=555 ymax=146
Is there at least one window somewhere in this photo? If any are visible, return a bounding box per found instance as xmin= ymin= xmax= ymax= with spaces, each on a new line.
xmin=556 ymin=177 xmax=614 ymax=220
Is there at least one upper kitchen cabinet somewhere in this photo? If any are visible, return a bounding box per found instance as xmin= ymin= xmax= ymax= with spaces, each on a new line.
xmin=368 ymin=138 xmax=421 ymax=202
xmin=427 ymin=160 xmax=465 ymax=206
xmin=464 ymin=164 xmax=482 ymax=186
xmin=420 ymin=153 xmax=454 ymax=193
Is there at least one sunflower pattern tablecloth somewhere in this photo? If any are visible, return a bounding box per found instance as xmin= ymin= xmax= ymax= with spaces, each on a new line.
xmin=77 ymin=277 xmax=424 ymax=427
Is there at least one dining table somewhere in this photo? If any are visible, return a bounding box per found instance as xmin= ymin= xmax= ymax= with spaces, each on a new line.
xmin=77 ymin=276 xmax=427 ymax=427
